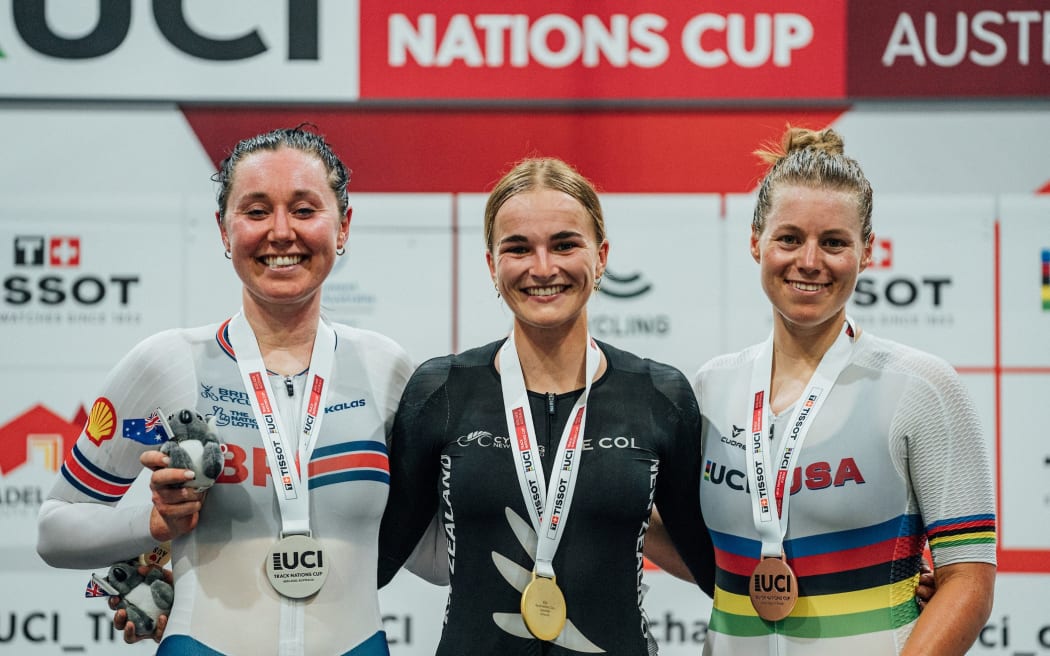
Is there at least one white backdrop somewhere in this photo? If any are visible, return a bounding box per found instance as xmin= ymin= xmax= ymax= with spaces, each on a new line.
xmin=1 ymin=105 xmax=1049 ymax=653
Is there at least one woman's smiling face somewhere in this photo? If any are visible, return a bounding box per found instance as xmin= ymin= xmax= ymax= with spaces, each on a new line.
xmin=219 ymin=147 xmax=348 ymax=313
xmin=751 ymin=184 xmax=872 ymax=333
xmin=487 ymin=187 xmax=607 ymax=334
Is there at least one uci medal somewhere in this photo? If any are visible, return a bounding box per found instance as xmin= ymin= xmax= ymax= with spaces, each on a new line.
xmin=520 ymin=572 xmax=567 ymax=641
xmin=749 ymin=555 xmax=798 ymax=621
xmin=265 ymin=534 xmax=328 ymax=599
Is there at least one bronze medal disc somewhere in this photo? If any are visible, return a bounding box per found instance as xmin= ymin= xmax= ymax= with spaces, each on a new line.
xmin=520 ymin=575 xmax=567 ymax=641
xmin=749 ymin=556 xmax=798 ymax=621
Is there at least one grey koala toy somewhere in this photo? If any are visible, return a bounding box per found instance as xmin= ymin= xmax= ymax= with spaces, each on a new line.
xmin=91 ymin=561 xmax=173 ymax=636
xmin=159 ymin=409 xmax=224 ymax=489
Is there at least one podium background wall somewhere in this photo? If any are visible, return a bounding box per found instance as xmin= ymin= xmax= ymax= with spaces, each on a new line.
xmin=1 ymin=2 xmax=1048 ymax=653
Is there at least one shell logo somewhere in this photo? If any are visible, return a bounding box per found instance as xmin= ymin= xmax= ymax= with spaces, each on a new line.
xmin=86 ymin=397 xmax=117 ymax=446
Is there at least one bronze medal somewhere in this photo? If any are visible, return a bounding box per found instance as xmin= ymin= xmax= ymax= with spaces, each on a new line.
xmin=749 ymin=556 xmax=798 ymax=621
xmin=520 ymin=573 xmax=567 ymax=641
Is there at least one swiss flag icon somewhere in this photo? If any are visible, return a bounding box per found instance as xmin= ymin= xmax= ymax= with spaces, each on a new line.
xmin=49 ymin=237 xmax=80 ymax=267
xmin=870 ymin=238 xmax=892 ymax=270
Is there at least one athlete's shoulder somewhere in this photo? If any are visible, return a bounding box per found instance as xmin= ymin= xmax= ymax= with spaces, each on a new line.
xmin=852 ymin=331 xmax=961 ymax=387
xmin=597 ymin=340 xmax=695 ymax=407
xmin=696 ymin=342 xmax=762 ymax=383
xmin=448 ymin=339 xmax=503 ymax=369
xmin=401 ymin=337 xmax=499 ymax=405
xmin=132 ymin=324 xmax=209 ymax=349
xmin=115 ymin=324 xmax=215 ymax=371
xmin=330 ymin=321 xmax=411 ymax=362
xmin=594 ymin=340 xmax=671 ymax=375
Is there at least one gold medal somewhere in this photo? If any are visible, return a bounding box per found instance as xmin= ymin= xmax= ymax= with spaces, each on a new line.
xmin=520 ymin=572 xmax=567 ymax=641
xmin=749 ymin=555 xmax=798 ymax=621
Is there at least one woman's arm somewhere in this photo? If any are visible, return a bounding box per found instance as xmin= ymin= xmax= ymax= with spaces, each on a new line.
xmin=643 ymin=506 xmax=695 ymax=583
xmin=377 ymin=359 xmax=449 ymax=587
xmin=901 ymin=561 xmax=995 ymax=656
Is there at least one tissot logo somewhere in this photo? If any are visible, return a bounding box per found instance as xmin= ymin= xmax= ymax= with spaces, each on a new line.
xmin=4 ymin=235 xmax=140 ymax=307
xmin=850 ymin=235 xmax=954 ymax=309
xmin=13 ymin=236 xmax=79 ymax=267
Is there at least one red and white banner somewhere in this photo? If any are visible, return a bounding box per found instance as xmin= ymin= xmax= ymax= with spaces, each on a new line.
xmin=1 ymin=0 xmax=1046 ymax=102
xmin=848 ymin=0 xmax=1050 ymax=98
xmin=360 ymin=0 xmax=846 ymax=100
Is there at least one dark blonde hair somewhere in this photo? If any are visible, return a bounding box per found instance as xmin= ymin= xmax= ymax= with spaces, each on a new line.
xmin=753 ymin=126 xmax=873 ymax=242
xmin=483 ymin=157 xmax=606 ymax=251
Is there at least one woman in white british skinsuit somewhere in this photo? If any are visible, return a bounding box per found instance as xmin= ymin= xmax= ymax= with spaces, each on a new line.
xmin=38 ymin=126 xmax=417 ymax=656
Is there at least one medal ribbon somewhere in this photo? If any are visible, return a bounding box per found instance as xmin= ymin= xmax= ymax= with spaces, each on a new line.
xmin=500 ymin=331 xmax=600 ymax=579
xmin=744 ymin=317 xmax=856 ymax=558
xmin=229 ymin=311 xmax=335 ymax=537
xmin=228 ymin=311 xmax=335 ymax=656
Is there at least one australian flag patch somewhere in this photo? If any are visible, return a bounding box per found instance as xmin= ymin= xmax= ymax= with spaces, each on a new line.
xmin=122 ymin=410 xmax=170 ymax=445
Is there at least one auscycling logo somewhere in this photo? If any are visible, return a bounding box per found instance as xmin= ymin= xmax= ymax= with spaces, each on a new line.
xmin=598 ymin=269 xmax=652 ymax=299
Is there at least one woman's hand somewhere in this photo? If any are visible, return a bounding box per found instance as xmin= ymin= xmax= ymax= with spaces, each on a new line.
xmin=109 ymin=565 xmax=172 ymax=644
xmin=141 ymin=450 xmax=206 ymax=542
xmin=916 ymin=560 xmax=936 ymax=609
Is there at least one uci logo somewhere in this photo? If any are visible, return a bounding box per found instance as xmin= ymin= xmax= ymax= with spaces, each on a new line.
xmin=753 ymin=571 xmax=792 ymax=593
xmin=7 ymin=1 xmax=320 ymax=61
xmin=2 ymin=2 xmax=356 ymax=102
xmin=272 ymin=549 xmax=324 ymax=571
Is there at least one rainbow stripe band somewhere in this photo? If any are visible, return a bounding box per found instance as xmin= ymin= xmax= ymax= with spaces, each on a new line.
xmin=1042 ymin=249 xmax=1050 ymax=311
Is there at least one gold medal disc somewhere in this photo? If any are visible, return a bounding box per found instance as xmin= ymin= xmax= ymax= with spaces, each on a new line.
xmin=749 ymin=556 xmax=798 ymax=621
xmin=520 ymin=574 xmax=567 ymax=641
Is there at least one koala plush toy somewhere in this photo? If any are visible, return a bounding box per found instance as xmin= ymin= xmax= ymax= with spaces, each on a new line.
xmin=159 ymin=409 xmax=224 ymax=489
xmin=89 ymin=561 xmax=174 ymax=635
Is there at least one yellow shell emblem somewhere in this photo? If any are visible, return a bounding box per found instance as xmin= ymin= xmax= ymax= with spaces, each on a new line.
xmin=86 ymin=398 xmax=117 ymax=445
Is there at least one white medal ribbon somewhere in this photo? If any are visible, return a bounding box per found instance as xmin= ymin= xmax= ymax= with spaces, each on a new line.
xmin=229 ymin=311 xmax=335 ymax=536
xmin=228 ymin=311 xmax=335 ymax=656
xmin=744 ymin=317 xmax=857 ymax=558
xmin=500 ymin=331 xmax=600 ymax=579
